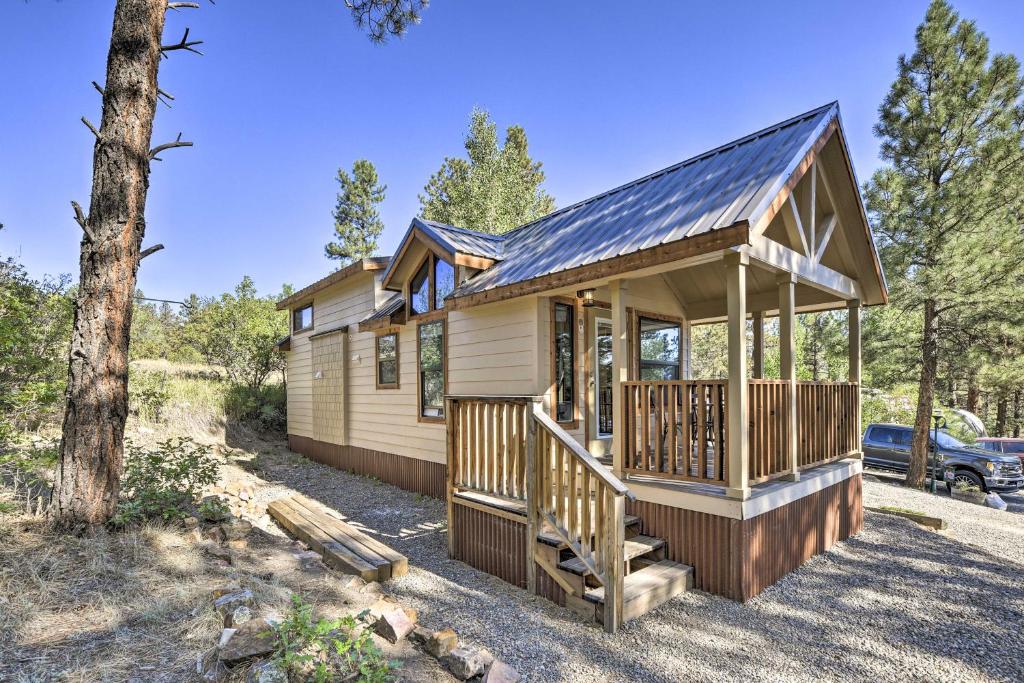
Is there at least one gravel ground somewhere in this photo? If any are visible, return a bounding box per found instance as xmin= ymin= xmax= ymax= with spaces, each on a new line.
xmin=243 ymin=447 xmax=1023 ymax=683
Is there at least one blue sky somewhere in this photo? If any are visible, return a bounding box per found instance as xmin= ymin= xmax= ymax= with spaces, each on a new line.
xmin=2 ymin=0 xmax=1023 ymax=302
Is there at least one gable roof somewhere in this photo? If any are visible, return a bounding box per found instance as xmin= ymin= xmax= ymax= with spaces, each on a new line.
xmin=447 ymin=102 xmax=842 ymax=302
xmin=276 ymin=257 xmax=389 ymax=310
xmin=416 ymin=218 xmax=506 ymax=260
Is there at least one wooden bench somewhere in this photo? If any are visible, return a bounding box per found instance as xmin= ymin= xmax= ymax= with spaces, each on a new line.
xmin=267 ymin=494 xmax=408 ymax=582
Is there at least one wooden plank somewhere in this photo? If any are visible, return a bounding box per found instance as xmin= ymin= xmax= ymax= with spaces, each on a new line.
xmin=268 ymin=498 xmax=379 ymax=581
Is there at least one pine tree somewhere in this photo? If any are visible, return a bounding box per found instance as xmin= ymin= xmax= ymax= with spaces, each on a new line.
xmin=864 ymin=0 xmax=1024 ymax=488
xmin=326 ymin=159 xmax=386 ymax=265
xmin=419 ymin=108 xmax=556 ymax=234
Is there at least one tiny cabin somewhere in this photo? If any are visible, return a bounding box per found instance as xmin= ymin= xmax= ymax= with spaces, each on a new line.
xmin=277 ymin=102 xmax=886 ymax=632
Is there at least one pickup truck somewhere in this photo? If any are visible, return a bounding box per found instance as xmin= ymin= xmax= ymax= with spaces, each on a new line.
xmin=862 ymin=423 xmax=1023 ymax=493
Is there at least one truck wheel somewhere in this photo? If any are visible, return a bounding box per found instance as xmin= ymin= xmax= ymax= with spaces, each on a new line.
xmin=946 ymin=469 xmax=985 ymax=494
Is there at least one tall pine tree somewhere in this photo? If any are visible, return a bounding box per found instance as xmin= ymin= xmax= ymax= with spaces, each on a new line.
xmin=419 ymin=108 xmax=555 ymax=234
xmin=864 ymin=0 xmax=1024 ymax=488
xmin=326 ymin=159 xmax=386 ymax=265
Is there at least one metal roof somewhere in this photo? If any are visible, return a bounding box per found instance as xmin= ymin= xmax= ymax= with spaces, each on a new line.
xmin=361 ymin=292 xmax=405 ymax=323
xmin=415 ymin=218 xmax=505 ymax=260
xmin=449 ymin=102 xmax=839 ymax=299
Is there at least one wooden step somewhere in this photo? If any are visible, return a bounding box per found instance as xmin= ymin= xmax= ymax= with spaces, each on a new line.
xmin=536 ymin=514 xmax=640 ymax=548
xmin=584 ymin=560 xmax=694 ymax=624
xmin=557 ymin=535 xmax=666 ymax=576
xmin=267 ymin=495 xmax=408 ymax=582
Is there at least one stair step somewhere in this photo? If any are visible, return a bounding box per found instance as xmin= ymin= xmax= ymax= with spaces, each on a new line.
xmin=536 ymin=515 xmax=642 ymax=548
xmin=584 ymin=560 xmax=694 ymax=623
xmin=557 ymin=536 xmax=666 ymax=576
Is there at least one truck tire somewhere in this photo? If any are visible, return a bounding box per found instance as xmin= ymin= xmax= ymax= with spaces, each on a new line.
xmin=945 ymin=469 xmax=985 ymax=494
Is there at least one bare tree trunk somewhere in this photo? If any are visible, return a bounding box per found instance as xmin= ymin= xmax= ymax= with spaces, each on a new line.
xmin=908 ymin=299 xmax=938 ymax=489
xmin=995 ymin=392 xmax=1008 ymax=437
xmin=1013 ymin=390 xmax=1021 ymax=438
xmin=53 ymin=0 xmax=167 ymax=530
xmin=966 ymin=370 xmax=980 ymax=415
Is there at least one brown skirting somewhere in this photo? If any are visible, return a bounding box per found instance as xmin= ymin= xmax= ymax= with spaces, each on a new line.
xmin=449 ymin=500 xmax=566 ymax=606
xmin=287 ymin=434 xmax=447 ymax=499
xmin=628 ymin=474 xmax=863 ymax=601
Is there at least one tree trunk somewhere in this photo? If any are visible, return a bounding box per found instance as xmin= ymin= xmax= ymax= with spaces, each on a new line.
xmin=1013 ymin=390 xmax=1021 ymax=438
xmin=52 ymin=0 xmax=166 ymax=530
xmin=966 ymin=372 xmax=980 ymax=415
xmin=995 ymin=393 xmax=1008 ymax=437
xmin=908 ymin=299 xmax=938 ymax=489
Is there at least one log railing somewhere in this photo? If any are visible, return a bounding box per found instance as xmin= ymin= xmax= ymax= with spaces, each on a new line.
xmin=623 ymin=379 xmax=860 ymax=486
xmin=446 ymin=396 xmax=531 ymax=500
xmin=796 ymin=381 xmax=860 ymax=468
xmin=622 ymin=380 xmax=728 ymax=484
xmin=445 ymin=396 xmax=634 ymax=633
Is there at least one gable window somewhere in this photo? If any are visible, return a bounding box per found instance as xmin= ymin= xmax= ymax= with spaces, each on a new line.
xmin=410 ymin=259 xmax=431 ymax=316
xmin=292 ymin=304 xmax=313 ymax=333
xmin=417 ymin=320 xmax=446 ymax=420
xmin=434 ymin=258 xmax=455 ymax=310
xmin=552 ymin=301 xmax=576 ymax=424
xmin=638 ymin=316 xmax=681 ymax=380
xmin=375 ymin=332 xmax=399 ymax=389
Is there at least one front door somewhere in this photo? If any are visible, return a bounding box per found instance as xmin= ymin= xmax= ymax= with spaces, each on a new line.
xmin=588 ymin=316 xmax=614 ymax=456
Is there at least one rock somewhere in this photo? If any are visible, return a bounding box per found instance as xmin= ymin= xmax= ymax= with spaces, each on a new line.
xmin=374 ymin=608 xmax=414 ymax=644
xmin=218 ymin=619 xmax=278 ymax=663
xmin=246 ymin=661 xmax=288 ymax=683
xmin=229 ymin=604 xmax=253 ymax=627
xmin=183 ymin=516 xmax=199 ymax=529
xmin=360 ymin=581 xmax=382 ymax=595
xmin=226 ymin=481 xmax=244 ymax=497
xmin=483 ymin=660 xmax=521 ymax=683
xmin=409 ymin=625 xmax=432 ymax=646
xmin=222 ymin=519 xmax=252 ymax=541
xmin=238 ymin=488 xmax=251 ymax=501
xmin=339 ymin=575 xmax=366 ymax=590
xmin=403 ymin=607 xmax=419 ymax=624
xmin=211 ymin=585 xmax=242 ymax=600
xmin=196 ymin=647 xmax=228 ymax=682
xmin=425 ymin=628 xmax=458 ymax=659
xmin=442 ymin=647 xmax=493 ymax=680
xmin=214 ymin=589 xmax=254 ymax=625
xmin=226 ymin=538 xmax=248 ymax=551
xmin=365 ymin=596 xmax=401 ymax=621
xmin=205 ymin=526 xmax=226 ymax=543
xmin=203 ymin=542 xmax=232 ymax=563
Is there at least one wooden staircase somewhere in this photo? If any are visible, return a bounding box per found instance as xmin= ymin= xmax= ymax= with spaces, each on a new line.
xmin=534 ymin=512 xmax=693 ymax=626
xmin=446 ymin=395 xmax=693 ymax=633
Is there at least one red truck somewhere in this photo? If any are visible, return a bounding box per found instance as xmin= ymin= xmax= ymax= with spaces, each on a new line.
xmin=975 ymin=437 xmax=1024 ymax=467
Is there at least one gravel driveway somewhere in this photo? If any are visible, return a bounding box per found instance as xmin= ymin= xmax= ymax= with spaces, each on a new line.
xmin=249 ymin=448 xmax=1023 ymax=683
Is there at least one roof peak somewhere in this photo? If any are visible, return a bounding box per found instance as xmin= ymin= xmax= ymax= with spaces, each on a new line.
xmin=498 ymin=101 xmax=839 ymax=241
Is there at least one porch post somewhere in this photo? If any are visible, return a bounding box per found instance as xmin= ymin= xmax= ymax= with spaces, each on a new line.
xmin=778 ymin=273 xmax=799 ymax=481
xmin=751 ymin=311 xmax=764 ymax=379
xmin=610 ymin=279 xmax=629 ymax=478
xmin=848 ymin=299 xmax=862 ymax=458
xmin=725 ymin=253 xmax=750 ymax=500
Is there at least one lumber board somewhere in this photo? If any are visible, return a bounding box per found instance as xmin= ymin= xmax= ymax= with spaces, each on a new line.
xmin=267 ymin=498 xmax=379 ymax=581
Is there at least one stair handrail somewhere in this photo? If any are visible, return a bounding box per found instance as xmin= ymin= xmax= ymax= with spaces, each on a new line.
xmin=527 ymin=401 xmax=632 ymax=633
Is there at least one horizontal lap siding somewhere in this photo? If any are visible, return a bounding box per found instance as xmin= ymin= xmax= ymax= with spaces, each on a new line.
xmin=446 ymin=299 xmax=539 ymax=397
xmin=288 ymin=434 xmax=446 ymax=498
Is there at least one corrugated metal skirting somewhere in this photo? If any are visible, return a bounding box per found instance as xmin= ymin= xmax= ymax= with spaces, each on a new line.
xmin=449 ymin=502 xmax=566 ymax=607
xmin=287 ymin=434 xmax=446 ymax=499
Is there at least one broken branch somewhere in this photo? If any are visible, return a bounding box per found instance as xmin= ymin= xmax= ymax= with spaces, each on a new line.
xmin=139 ymin=244 xmax=165 ymax=260
xmin=166 ymin=2 xmax=201 ymax=9
xmin=161 ymin=27 xmax=204 ymax=55
xmin=149 ymin=132 xmax=193 ymax=161
xmin=81 ymin=116 xmax=99 ymax=139
xmin=91 ymin=81 xmax=105 ymax=97
xmin=156 ymin=87 xmax=175 ymax=108
xmin=71 ymin=201 xmax=95 ymax=242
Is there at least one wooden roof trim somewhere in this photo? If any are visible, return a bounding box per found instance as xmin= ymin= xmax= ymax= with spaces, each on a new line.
xmin=276 ymin=257 xmax=389 ymax=310
xmin=381 ymin=224 xmax=495 ymax=292
xmin=446 ymin=222 xmax=750 ymax=311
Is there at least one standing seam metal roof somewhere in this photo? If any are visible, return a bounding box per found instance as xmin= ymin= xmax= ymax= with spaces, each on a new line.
xmin=446 ymin=102 xmax=839 ymax=298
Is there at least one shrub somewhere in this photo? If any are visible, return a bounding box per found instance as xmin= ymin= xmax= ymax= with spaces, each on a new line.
xmin=225 ymin=383 xmax=287 ymax=433
xmin=128 ymin=368 xmax=171 ymax=422
xmin=112 ymin=438 xmax=218 ymax=526
xmin=197 ymin=496 xmax=230 ymax=522
xmin=273 ymin=595 xmax=397 ymax=683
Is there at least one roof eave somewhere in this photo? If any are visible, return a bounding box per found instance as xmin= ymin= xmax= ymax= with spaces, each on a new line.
xmin=276 ymin=257 xmax=389 ymax=310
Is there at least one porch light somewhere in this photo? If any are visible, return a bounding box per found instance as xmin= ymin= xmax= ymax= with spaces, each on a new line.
xmin=577 ymin=288 xmax=596 ymax=307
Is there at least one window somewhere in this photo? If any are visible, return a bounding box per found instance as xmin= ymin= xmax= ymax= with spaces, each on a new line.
xmin=292 ymin=304 xmax=313 ymax=333
xmin=375 ymin=333 xmax=399 ymax=389
xmin=409 ymin=259 xmax=431 ymax=316
xmin=1004 ymin=442 xmax=1024 ymax=454
xmin=868 ymin=426 xmax=904 ymax=446
xmin=434 ymin=258 xmax=455 ymax=310
xmin=417 ymin=320 xmax=445 ymax=420
xmin=552 ymin=301 xmax=575 ymax=424
xmin=638 ymin=316 xmax=680 ymax=380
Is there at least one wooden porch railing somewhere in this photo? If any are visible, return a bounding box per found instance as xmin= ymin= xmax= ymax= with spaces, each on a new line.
xmin=796 ymin=381 xmax=860 ymax=468
xmin=623 ymin=379 xmax=860 ymax=486
xmin=622 ymin=380 xmax=728 ymax=484
xmin=445 ymin=396 xmax=634 ymax=633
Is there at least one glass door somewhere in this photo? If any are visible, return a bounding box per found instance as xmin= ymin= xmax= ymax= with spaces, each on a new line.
xmin=595 ymin=318 xmax=613 ymax=438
